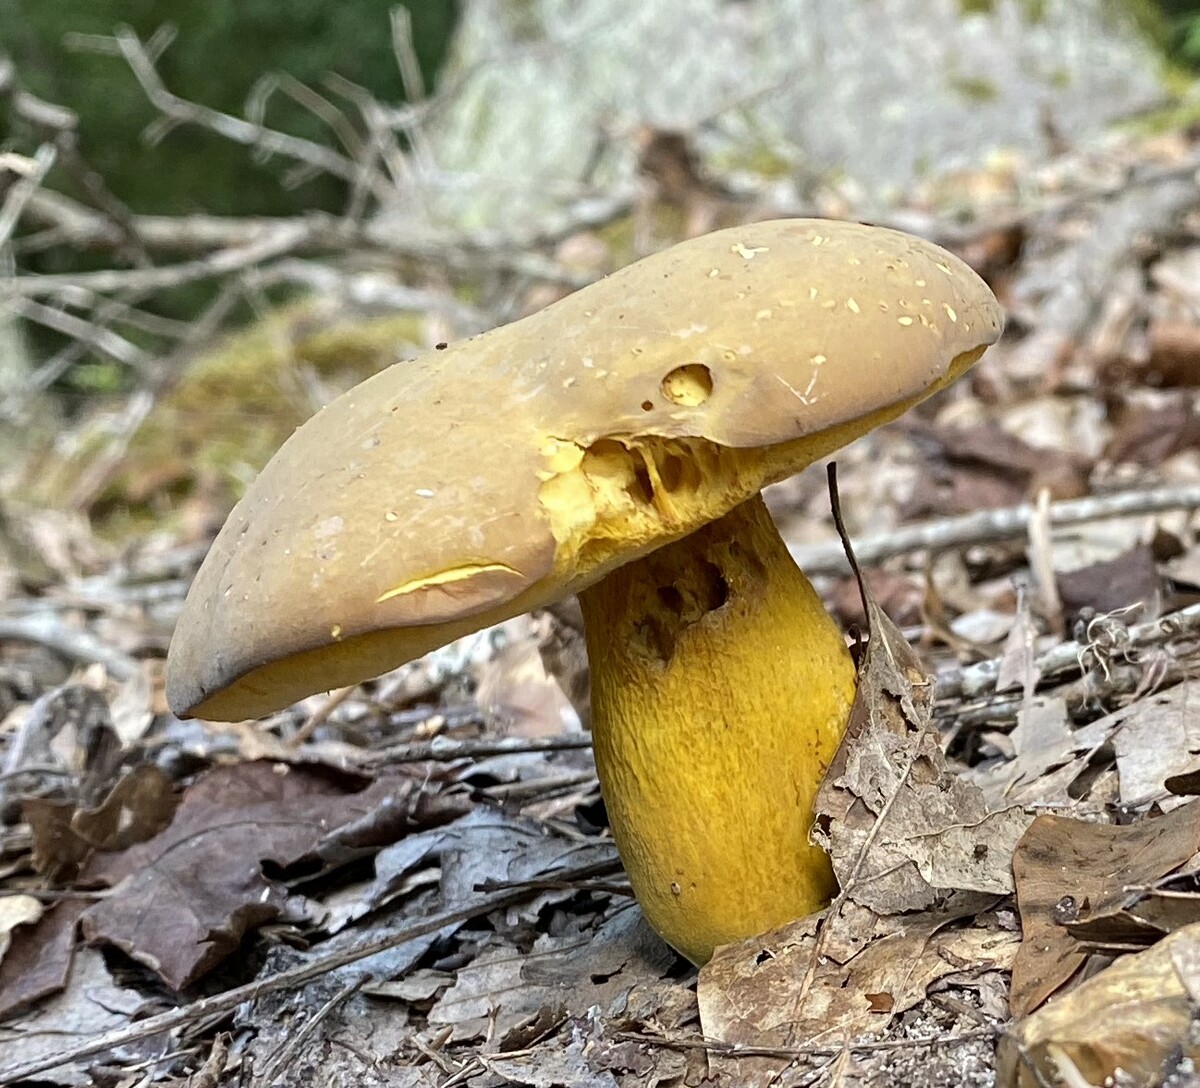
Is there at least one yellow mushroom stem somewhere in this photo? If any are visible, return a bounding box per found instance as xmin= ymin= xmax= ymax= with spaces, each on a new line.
xmin=577 ymin=492 xmax=856 ymax=965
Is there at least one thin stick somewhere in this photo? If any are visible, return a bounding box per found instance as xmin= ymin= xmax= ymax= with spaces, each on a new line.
xmin=361 ymin=733 xmax=593 ymax=766
xmin=0 ymin=615 xmax=138 ymax=679
xmin=112 ymin=28 xmax=367 ymax=188
xmin=620 ymin=1025 xmax=997 ymax=1061
xmin=0 ymin=144 xmax=56 ymax=246
xmin=937 ymin=601 xmax=1200 ymax=703
xmin=789 ymin=484 xmax=1200 ymax=576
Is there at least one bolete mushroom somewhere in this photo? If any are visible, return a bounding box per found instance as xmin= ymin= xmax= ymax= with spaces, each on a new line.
xmin=168 ymin=219 xmax=1002 ymax=964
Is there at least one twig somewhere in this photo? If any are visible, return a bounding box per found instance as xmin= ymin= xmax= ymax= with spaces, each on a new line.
xmin=361 ymin=733 xmax=593 ymax=766
xmin=247 ymin=259 xmax=485 ymax=327
xmin=619 ymin=1026 xmax=998 ymax=1061
xmin=8 ymin=296 xmax=150 ymax=369
xmin=254 ymin=978 xmax=362 ymax=1087
xmin=936 ymin=601 xmax=1200 ymax=704
xmin=6 ymin=220 xmax=310 ymax=296
xmin=112 ymin=28 xmax=371 ymax=191
xmin=0 ymin=857 xmax=622 ymax=1085
xmin=789 ymin=484 xmax=1200 ymax=576
xmin=944 ymin=648 xmax=1192 ymax=730
xmin=289 ymin=686 xmax=355 ymax=748
xmin=0 ymin=614 xmax=138 ymax=679
xmin=1026 ymin=488 xmax=1064 ymax=636
xmin=0 ymin=144 xmax=56 ymax=247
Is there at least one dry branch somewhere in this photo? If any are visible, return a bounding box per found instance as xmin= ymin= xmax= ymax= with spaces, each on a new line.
xmin=0 ymin=145 xmax=56 ymax=248
xmin=790 ymin=484 xmax=1200 ymax=576
xmin=938 ymin=601 xmax=1200 ymax=705
xmin=0 ymin=615 xmax=138 ymax=680
xmin=111 ymin=28 xmax=372 ymax=191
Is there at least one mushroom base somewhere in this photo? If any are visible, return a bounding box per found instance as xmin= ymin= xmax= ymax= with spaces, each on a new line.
xmin=578 ymin=492 xmax=855 ymax=965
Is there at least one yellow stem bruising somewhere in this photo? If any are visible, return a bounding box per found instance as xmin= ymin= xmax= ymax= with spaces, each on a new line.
xmin=578 ymin=493 xmax=855 ymax=964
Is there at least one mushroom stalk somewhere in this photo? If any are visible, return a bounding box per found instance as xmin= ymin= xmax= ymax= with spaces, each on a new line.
xmin=578 ymin=492 xmax=855 ymax=964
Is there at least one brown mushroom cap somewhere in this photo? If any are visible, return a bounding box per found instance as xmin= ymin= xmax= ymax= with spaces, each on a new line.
xmin=168 ymin=218 xmax=1002 ymax=720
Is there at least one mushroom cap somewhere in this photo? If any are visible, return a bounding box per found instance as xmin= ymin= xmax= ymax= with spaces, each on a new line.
xmin=168 ymin=218 xmax=1002 ymax=720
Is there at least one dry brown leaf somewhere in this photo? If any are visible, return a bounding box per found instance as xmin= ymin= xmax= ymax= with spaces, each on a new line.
xmin=698 ymin=907 xmax=1018 ymax=1087
xmin=1010 ymin=802 xmax=1200 ymax=1017
xmin=473 ymin=629 xmax=579 ymax=736
xmin=429 ymin=906 xmax=674 ymax=1043
xmin=1056 ymin=544 xmax=1163 ymax=623
xmin=998 ymin=921 xmax=1200 ymax=1088
xmin=814 ymin=563 xmax=1029 ymax=912
xmin=1143 ymin=321 xmax=1200 ymax=388
xmin=1105 ymin=396 xmax=1200 ymax=466
xmin=0 ymin=901 xmax=86 ymax=1022
xmin=78 ymin=762 xmax=439 ymax=989
xmin=24 ymin=764 xmax=178 ymax=882
xmin=0 ymin=946 xmax=150 ymax=1086
xmin=903 ymin=420 xmax=1090 ymax=519
xmin=1110 ymin=680 xmax=1200 ymax=807
xmin=995 ymin=588 xmax=1041 ymax=699
xmin=1007 ymin=697 xmax=1073 ymax=792
xmin=827 ymin=568 xmax=924 ymax=630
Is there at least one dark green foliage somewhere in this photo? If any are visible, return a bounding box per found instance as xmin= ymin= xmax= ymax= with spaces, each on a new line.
xmin=1133 ymin=0 xmax=1200 ymax=69
xmin=1161 ymin=1 xmax=1200 ymax=66
xmin=0 ymin=0 xmax=458 ymax=216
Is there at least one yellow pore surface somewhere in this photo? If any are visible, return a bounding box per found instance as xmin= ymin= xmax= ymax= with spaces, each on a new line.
xmin=578 ymin=494 xmax=856 ymax=965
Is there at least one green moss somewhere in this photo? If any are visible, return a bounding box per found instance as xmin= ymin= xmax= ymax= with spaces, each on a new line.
xmin=711 ymin=145 xmax=794 ymax=180
xmin=949 ymin=76 xmax=1001 ymax=102
xmin=1122 ymin=94 xmax=1200 ymax=134
xmin=87 ymin=304 xmax=426 ymax=531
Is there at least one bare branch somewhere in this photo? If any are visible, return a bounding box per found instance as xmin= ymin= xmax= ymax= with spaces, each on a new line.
xmin=0 ymin=613 xmax=137 ymax=679
xmin=14 ymin=191 xmax=617 ymax=289
xmin=0 ymin=144 xmax=57 ymax=247
xmin=247 ymin=258 xmax=486 ymax=326
xmin=789 ymin=484 xmax=1200 ymax=576
xmin=6 ymin=219 xmax=312 ymax=296
xmin=248 ymin=72 xmax=367 ymax=162
xmin=390 ymin=7 xmax=427 ymax=104
xmin=7 ymin=297 xmax=150 ymax=369
xmin=111 ymin=27 xmax=381 ymax=195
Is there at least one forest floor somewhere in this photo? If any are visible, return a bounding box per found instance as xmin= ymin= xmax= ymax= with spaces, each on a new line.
xmin=3 ymin=104 xmax=1200 ymax=1087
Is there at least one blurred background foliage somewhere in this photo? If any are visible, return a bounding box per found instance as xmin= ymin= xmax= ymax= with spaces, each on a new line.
xmin=0 ymin=0 xmax=1196 ymax=413
xmin=2 ymin=0 xmax=1200 ymax=524
xmin=0 ymin=0 xmax=459 ymax=220
xmin=1159 ymin=0 xmax=1200 ymax=66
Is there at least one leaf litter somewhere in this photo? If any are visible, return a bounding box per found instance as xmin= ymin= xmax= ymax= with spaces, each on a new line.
xmin=6 ymin=109 xmax=1200 ymax=1088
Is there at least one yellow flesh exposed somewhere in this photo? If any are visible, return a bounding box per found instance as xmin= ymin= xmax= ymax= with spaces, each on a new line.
xmin=579 ymin=494 xmax=856 ymax=965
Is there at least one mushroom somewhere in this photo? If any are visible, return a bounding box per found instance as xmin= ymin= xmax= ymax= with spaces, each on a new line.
xmin=168 ymin=219 xmax=1002 ymax=964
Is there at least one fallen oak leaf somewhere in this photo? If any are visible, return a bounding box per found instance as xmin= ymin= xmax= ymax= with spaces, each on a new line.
xmin=0 ymin=902 xmax=87 ymax=1022
xmin=1010 ymin=800 xmax=1200 ymax=1017
xmin=698 ymin=904 xmax=1018 ymax=1088
xmin=814 ymin=467 xmax=1033 ymax=912
xmin=78 ymin=761 xmax=451 ymax=989
xmin=999 ymin=919 xmax=1200 ymax=1088
xmin=24 ymin=765 xmax=178 ymax=883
